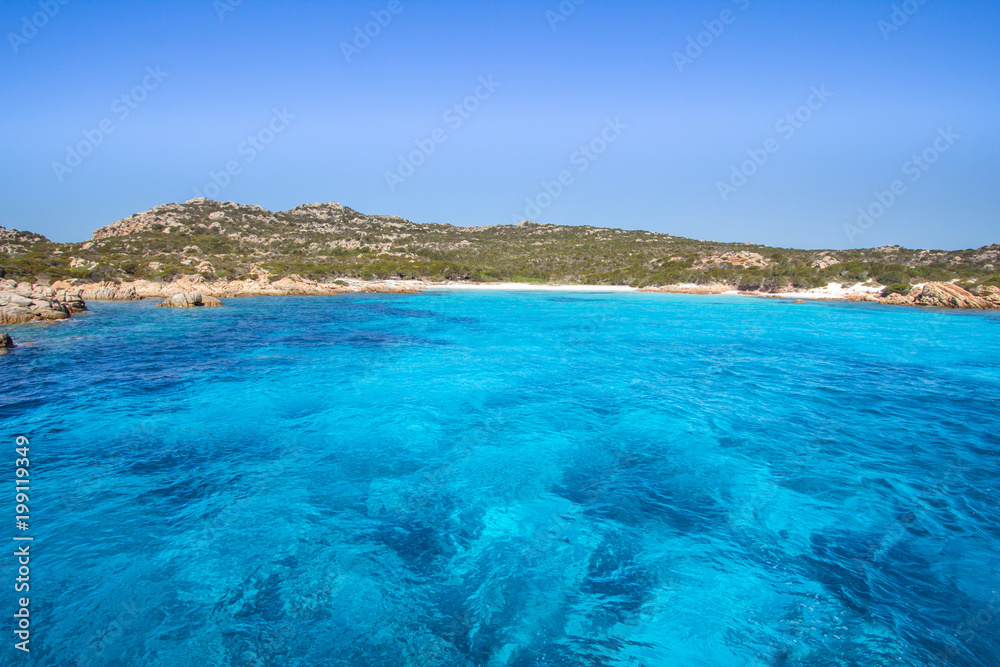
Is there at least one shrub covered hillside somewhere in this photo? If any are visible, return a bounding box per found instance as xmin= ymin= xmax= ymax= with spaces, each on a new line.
xmin=2 ymin=199 xmax=998 ymax=292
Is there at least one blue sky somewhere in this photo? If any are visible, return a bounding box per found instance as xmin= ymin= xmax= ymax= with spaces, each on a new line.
xmin=1 ymin=0 xmax=997 ymax=249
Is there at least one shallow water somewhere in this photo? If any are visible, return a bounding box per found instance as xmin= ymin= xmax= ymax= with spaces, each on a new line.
xmin=2 ymin=291 xmax=999 ymax=666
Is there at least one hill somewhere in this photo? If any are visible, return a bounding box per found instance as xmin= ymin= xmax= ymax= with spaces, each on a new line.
xmin=2 ymin=199 xmax=998 ymax=293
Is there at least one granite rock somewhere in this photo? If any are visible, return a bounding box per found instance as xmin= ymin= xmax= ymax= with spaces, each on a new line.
xmin=158 ymin=292 xmax=223 ymax=308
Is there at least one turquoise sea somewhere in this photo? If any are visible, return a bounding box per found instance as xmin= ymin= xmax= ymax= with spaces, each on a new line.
xmin=3 ymin=291 xmax=1000 ymax=666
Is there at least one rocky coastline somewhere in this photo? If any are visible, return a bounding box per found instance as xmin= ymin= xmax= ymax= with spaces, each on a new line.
xmin=2 ymin=275 xmax=999 ymax=329
xmin=0 ymin=273 xmax=424 ymax=325
xmin=0 ymin=280 xmax=87 ymax=324
xmin=841 ymin=282 xmax=1000 ymax=309
xmin=58 ymin=275 xmax=423 ymax=300
xmin=642 ymin=280 xmax=1000 ymax=310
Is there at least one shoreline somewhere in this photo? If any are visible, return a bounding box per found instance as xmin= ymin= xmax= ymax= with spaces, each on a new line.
xmin=422 ymin=282 xmax=636 ymax=292
xmin=4 ymin=278 xmax=999 ymax=327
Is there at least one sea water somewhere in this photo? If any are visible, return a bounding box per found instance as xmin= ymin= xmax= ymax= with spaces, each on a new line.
xmin=2 ymin=291 xmax=999 ymax=666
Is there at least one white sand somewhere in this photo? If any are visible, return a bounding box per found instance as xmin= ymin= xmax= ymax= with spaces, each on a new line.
xmin=339 ymin=278 xmax=897 ymax=300
xmin=759 ymin=282 xmax=884 ymax=301
xmin=423 ymin=282 xmax=636 ymax=292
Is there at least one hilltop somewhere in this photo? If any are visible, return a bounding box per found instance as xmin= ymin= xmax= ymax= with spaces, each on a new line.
xmin=2 ymin=199 xmax=998 ymax=294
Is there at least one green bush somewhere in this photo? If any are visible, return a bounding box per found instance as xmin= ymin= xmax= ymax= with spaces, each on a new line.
xmin=875 ymin=270 xmax=910 ymax=286
xmin=883 ymin=283 xmax=912 ymax=296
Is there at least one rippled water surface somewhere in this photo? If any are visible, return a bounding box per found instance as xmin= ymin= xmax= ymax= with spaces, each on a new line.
xmin=3 ymin=291 xmax=1000 ymax=666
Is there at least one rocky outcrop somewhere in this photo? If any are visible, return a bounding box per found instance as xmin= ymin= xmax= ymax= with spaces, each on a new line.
xmin=76 ymin=282 xmax=140 ymax=301
xmin=812 ymin=255 xmax=840 ymax=270
xmin=640 ymin=283 xmax=734 ymax=295
xmin=123 ymin=274 xmax=325 ymax=298
xmin=0 ymin=226 xmax=48 ymax=254
xmin=0 ymin=280 xmax=88 ymax=324
xmin=51 ymin=290 xmax=86 ymax=313
xmin=868 ymin=282 xmax=1000 ymax=309
xmin=159 ymin=291 xmax=202 ymax=308
xmin=695 ymin=252 xmax=770 ymax=269
xmin=1 ymin=333 xmax=13 ymax=349
xmin=913 ymin=282 xmax=993 ymax=309
xmin=54 ymin=290 xmax=87 ymax=313
xmin=1 ymin=290 xmax=71 ymax=323
xmin=158 ymin=292 xmax=223 ymax=308
xmin=879 ymin=291 xmax=916 ymax=306
xmin=357 ymin=283 xmax=423 ymax=294
xmin=91 ymin=203 xmax=190 ymax=240
xmin=160 ymin=292 xmax=198 ymax=308
xmin=115 ymin=273 xmax=420 ymax=298
xmin=844 ymin=292 xmax=878 ymax=302
xmin=970 ymin=285 xmax=1000 ymax=307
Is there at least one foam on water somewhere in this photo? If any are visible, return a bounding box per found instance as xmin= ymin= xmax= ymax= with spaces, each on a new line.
xmin=2 ymin=292 xmax=999 ymax=666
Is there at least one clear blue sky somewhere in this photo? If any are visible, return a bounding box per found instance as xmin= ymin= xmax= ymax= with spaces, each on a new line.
xmin=1 ymin=0 xmax=997 ymax=249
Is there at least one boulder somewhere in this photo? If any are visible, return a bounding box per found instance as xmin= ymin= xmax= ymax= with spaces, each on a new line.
xmin=1 ymin=333 xmax=13 ymax=349
xmin=159 ymin=292 xmax=202 ymax=308
xmin=158 ymin=292 xmax=223 ymax=308
xmin=78 ymin=282 xmax=140 ymax=301
xmin=55 ymin=290 xmax=87 ymax=313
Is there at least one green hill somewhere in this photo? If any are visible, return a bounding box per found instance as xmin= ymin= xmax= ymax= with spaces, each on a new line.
xmin=2 ymin=199 xmax=998 ymax=292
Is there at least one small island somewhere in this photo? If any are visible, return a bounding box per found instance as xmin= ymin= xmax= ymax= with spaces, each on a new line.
xmin=1 ymin=199 xmax=997 ymax=314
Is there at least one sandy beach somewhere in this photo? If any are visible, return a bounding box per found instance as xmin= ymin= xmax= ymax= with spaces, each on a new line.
xmin=422 ymin=282 xmax=637 ymax=292
xmin=756 ymin=282 xmax=889 ymax=301
xmin=346 ymin=279 xmax=882 ymax=298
